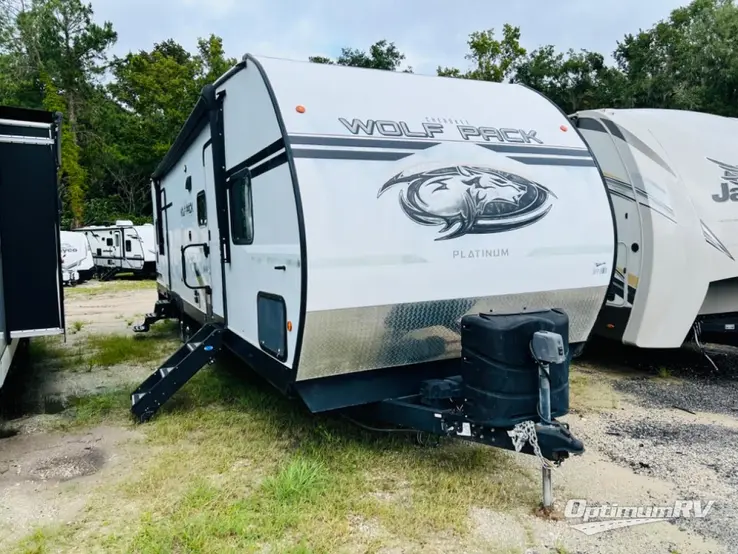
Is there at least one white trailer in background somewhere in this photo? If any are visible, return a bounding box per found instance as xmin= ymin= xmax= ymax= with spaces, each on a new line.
xmin=60 ymin=230 xmax=94 ymax=286
xmin=135 ymin=224 xmax=157 ymax=270
xmin=0 ymin=105 xmax=65 ymax=391
xmin=77 ymin=221 xmax=156 ymax=280
xmin=129 ymin=54 xmax=617 ymax=472
xmin=571 ymin=108 xmax=738 ymax=348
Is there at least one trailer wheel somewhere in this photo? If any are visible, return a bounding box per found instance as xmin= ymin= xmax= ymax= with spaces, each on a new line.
xmin=415 ymin=431 xmax=441 ymax=448
xmin=569 ymin=342 xmax=586 ymax=360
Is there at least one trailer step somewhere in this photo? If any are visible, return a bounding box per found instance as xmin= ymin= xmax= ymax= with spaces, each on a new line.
xmin=99 ymin=267 xmax=120 ymax=282
xmin=158 ymin=366 xmax=175 ymax=378
xmin=132 ymin=299 xmax=176 ymax=333
xmin=130 ymin=324 xmax=224 ymax=422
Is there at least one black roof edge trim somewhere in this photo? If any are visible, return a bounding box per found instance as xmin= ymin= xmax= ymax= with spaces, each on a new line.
xmin=151 ymin=58 xmax=248 ymax=180
xmin=0 ymin=104 xmax=57 ymax=125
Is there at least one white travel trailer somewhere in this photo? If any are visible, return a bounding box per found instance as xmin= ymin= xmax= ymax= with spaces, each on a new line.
xmin=78 ymin=221 xmax=156 ymax=279
xmin=60 ymin=230 xmax=94 ymax=285
xmin=131 ymin=55 xmax=617 ymax=468
xmin=134 ymin=223 xmax=157 ymax=270
xmin=0 ymin=105 xmax=65 ymax=391
xmin=571 ymin=108 xmax=738 ymax=348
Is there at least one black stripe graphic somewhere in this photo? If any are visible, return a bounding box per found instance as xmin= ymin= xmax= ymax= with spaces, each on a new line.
xmin=251 ymin=151 xmax=288 ymax=178
xmin=508 ymin=156 xmax=596 ymax=167
xmin=576 ymin=117 xmax=675 ymax=177
xmin=227 ymin=138 xmax=285 ymax=177
xmin=607 ymin=189 xmax=677 ymax=224
xmin=602 ymin=119 xmax=626 ymax=141
xmin=289 ymin=135 xmax=440 ymax=151
xmin=477 ymin=143 xmax=591 ymax=157
xmin=292 ymin=148 xmax=597 ymax=167
xmin=291 ymin=148 xmax=409 ymax=161
xmin=576 ymin=117 xmax=607 ymax=133
xmin=289 ymin=134 xmax=591 ymax=158
xmin=605 ymin=177 xmax=674 ymax=217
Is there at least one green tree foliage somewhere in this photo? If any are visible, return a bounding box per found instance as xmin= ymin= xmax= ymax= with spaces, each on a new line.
xmin=437 ymin=24 xmax=527 ymax=82
xmin=1 ymin=0 xmax=736 ymax=227
xmin=513 ymin=47 xmax=627 ymax=113
xmin=614 ymin=0 xmax=738 ymax=115
xmin=0 ymin=0 xmax=116 ymax=226
xmin=309 ymin=39 xmax=411 ymax=72
xmin=104 ymin=35 xmax=236 ymax=220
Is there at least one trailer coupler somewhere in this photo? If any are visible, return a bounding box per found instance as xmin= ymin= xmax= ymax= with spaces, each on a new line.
xmin=357 ymin=395 xmax=584 ymax=462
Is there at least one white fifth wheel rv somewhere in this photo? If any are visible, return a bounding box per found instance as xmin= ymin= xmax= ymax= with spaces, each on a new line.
xmin=60 ymin=230 xmax=94 ymax=285
xmin=130 ymin=55 xmax=617 ymax=467
xmin=571 ymin=108 xmax=738 ymax=348
xmin=77 ymin=221 xmax=155 ymax=280
xmin=0 ymin=105 xmax=65 ymax=391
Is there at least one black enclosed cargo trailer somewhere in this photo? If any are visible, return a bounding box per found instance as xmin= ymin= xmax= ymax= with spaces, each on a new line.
xmin=0 ymin=105 xmax=65 ymax=390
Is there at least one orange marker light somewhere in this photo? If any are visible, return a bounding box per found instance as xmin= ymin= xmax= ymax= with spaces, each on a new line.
xmin=287 ymin=321 xmax=293 ymax=332
xmin=560 ymin=124 xmax=568 ymax=132
xmin=296 ymin=105 xmax=306 ymax=113
xmin=606 ymin=323 xmax=615 ymax=329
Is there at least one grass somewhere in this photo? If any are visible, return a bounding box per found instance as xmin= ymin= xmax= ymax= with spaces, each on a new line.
xmin=27 ymin=321 xmax=179 ymax=373
xmin=569 ymin=365 xmax=620 ymax=413
xmin=7 ymin=355 xmax=542 ymax=554
xmin=86 ymin=332 xmax=176 ymax=368
xmin=64 ymin=389 xmax=133 ymax=427
xmin=64 ymin=278 xmax=156 ymax=298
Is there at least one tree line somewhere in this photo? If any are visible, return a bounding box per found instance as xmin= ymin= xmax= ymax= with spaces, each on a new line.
xmin=1 ymin=0 xmax=735 ymax=227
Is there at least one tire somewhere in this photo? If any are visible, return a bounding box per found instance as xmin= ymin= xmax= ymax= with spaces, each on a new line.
xmin=569 ymin=342 xmax=586 ymax=360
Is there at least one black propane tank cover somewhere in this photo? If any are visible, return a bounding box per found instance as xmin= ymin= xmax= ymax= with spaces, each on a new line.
xmin=460 ymin=309 xmax=570 ymax=428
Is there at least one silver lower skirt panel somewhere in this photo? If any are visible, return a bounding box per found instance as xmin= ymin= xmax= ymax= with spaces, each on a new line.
xmin=296 ymin=286 xmax=607 ymax=381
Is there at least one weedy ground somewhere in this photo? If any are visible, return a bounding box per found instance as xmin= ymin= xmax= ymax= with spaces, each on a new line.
xmin=0 ymin=280 xmax=731 ymax=554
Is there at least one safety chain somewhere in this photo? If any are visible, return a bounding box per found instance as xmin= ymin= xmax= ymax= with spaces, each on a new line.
xmin=507 ymin=420 xmax=558 ymax=470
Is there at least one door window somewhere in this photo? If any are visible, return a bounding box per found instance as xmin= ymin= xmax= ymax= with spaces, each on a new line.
xmin=156 ymin=188 xmax=165 ymax=255
xmin=197 ymin=191 xmax=207 ymax=227
xmin=229 ymin=173 xmax=254 ymax=244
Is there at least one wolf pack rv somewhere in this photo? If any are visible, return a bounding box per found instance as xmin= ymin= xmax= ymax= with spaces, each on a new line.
xmin=571 ymin=108 xmax=738 ymax=350
xmin=60 ymin=230 xmax=94 ymax=285
xmin=0 ymin=105 xmax=65 ymax=390
xmin=130 ymin=55 xmax=617 ymax=485
xmin=78 ymin=221 xmax=155 ymax=280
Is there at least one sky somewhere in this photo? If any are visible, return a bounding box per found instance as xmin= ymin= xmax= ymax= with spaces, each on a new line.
xmin=88 ymin=0 xmax=689 ymax=74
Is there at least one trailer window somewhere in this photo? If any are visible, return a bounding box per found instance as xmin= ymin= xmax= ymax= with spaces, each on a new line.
xmin=196 ymin=191 xmax=207 ymax=227
xmin=106 ymin=238 xmax=113 ymax=246
xmin=229 ymin=174 xmax=254 ymax=244
xmin=125 ymin=240 xmax=132 ymax=252
xmin=156 ymin=187 xmax=165 ymax=255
